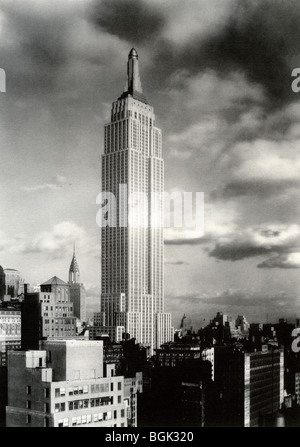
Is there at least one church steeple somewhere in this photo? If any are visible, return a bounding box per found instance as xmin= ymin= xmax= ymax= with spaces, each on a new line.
xmin=119 ymin=48 xmax=148 ymax=104
xmin=69 ymin=245 xmax=80 ymax=284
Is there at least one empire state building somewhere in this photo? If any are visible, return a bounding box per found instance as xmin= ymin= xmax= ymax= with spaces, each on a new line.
xmin=100 ymin=48 xmax=173 ymax=353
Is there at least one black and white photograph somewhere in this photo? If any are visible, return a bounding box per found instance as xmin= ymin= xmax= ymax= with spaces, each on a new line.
xmin=0 ymin=0 xmax=300 ymax=430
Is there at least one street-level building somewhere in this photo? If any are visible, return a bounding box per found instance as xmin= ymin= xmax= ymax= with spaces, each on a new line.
xmin=6 ymin=340 xmax=128 ymax=427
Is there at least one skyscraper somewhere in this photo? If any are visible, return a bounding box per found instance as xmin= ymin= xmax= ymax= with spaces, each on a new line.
xmin=100 ymin=48 xmax=173 ymax=353
xmin=68 ymin=248 xmax=86 ymax=322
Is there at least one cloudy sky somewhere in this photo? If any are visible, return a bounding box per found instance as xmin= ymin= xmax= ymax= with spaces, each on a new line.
xmin=1 ymin=0 xmax=300 ymax=328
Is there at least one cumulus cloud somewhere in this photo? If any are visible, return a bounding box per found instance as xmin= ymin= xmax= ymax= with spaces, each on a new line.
xmin=168 ymin=70 xmax=265 ymax=115
xmin=209 ymin=224 xmax=300 ymax=262
xmin=1 ymin=221 xmax=97 ymax=259
xmin=164 ymin=201 xmax=238 ymax=246
xmin=258 ymin=253 xmax=300 ymax=269
xmin=211 ymin=138 xmax=300 ymax=199
xmin=21 ymin=174 xmax=68 ymax=192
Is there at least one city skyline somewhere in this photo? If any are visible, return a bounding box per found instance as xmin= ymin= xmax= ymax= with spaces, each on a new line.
xmin=1 ymin=0 xmax=300 ymax=329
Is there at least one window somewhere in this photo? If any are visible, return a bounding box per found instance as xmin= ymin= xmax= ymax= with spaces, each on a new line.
xmin=55 ymin=403 xmax=65 ymax=413
xmin=26 ymin=401 xmax=31 ymax=409
xmin=60 ymin=388 xmax=66 ymax=397
xmin=83 ymin=385 xmax=89 ymax=394
xmin=121 ymin=409 xmax=125 ymax=418
xmin=44 ymin=403 xmax=49 ymax=413
xmin=118 ymin=396 xmax=121 ymax=404
xmin=118 ymin=382 xmax=122 ymax=391
xmin=114 ymin=410 xmax=117 ymax=419
xmin=78 ymin=386 xmax=83 ymax=395
xmin=44 ymin=418 xmax=49 ymax=427
xmin=69 ymin=387 xmax=73 ymax=396
xmin=58 ymin=420 xmax=64 ymax=427
xmin=110 ymin=383 xmax=114 ymax=392
xmin=26 ymin=386 xmax=31 ymax=395
xmin=72 ymin=417 xmax=77 ymax=426
xmin=87 ymin=414 xmax=92 ymax=424
xmin=44 ymin=388 xmax=50 ymax=398
xmin=74 ymin=386 xmax=79 ymax=395
xmin=82 ymin=415 xmax=87 ymax=424
xmin=93 ymin=414 xmax=98 ymax=422
xmin=26 ymin=415 xmax=31 ymax=424
xmin=63 ymin=418 xmax=69 ymax=427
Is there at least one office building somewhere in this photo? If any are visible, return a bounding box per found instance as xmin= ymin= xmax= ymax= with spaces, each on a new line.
xmin=22 ymin=279 xmax=76 ymax=350
xmin=214 ymin=345 xmax=284 ymax=427
xmin=100 ymin=48 xmax=173 ymax=354
xmin=4 ymin=269 xmax=24 ymax=298
xmin=295 ymin=372 xmax=300 ymax=405
xmin=6 ymin=340 xmax=128 ymax=427
xmin=0 ymin=308 xmax=21 ymax=426
xmin=0 ymin=267 xmax=5 ymax=300
xmin=0 ymin=309 xmax=21 ymax=366
xmin=155 ymin=343 xmax=202 ymax=368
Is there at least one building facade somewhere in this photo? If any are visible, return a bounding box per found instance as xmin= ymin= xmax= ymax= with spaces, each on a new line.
xmin=214 ymin=345 xmax=284 ymax=427
xmin=100 ymin=48 xmax=173 ymax=353
xmin=0 ymin=267 xmax=5 ymax=300
xmin=4 ymin=269 xmax=24 ymax=298
xmin=0 ymin=309 xmax=21 ymax=367
xmin=6 ymin=340 xmax=128 ymax=427
xmin=22 ymin=278 xmax=77 ymax=350
xmin=244 ymin=347 xmax=284 ymax=427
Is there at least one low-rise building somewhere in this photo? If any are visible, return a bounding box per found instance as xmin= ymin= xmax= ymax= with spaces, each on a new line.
xmin=6 ymin=340 xmax=128 ymax=427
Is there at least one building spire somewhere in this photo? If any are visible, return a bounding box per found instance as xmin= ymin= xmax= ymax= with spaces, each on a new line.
xmin=69 ymin=245 xmax=80 ymax=284
xmin=120 ymin=48 xmax=148 ymax=104
xmin=127 ymin=48 xmax=142 ymax=94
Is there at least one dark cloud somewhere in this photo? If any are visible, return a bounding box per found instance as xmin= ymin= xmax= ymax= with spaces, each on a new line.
xmin=165 ymin=260 xmax=190 ymax=266
xmin=211 ymin=179 xmax=300 ymax=200
xmin=150 ymin=0 xmax=300 ymax=107
xmin=257 ymin=254 xmax=300 ymax=269
xmin=92 ymin=0 xmax=165 ymax=44
xmin=200 ymin=0 xmax=300 ymax=105
xmin=209 ymin=243 xmax=272 ymax=261
xmin=208 ymin=225 xmax=300 ymax=262
xmin=164 ymin=235 xmax=211 ymax=246
xmin=0 ymin=2 xmax=75 ymax=96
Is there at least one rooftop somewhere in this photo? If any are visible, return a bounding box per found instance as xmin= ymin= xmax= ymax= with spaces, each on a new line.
xmin=40 ymin=276 xmax=67 ymax=286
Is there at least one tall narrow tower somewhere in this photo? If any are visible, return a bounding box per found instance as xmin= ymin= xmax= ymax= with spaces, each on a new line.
xmin=68 ymin=247 xmax=86 ymax=323
xmin=69 ymin=245 xmax=80 ymax=284
xmin=100 ymin=49 xmax=173 ymax=353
